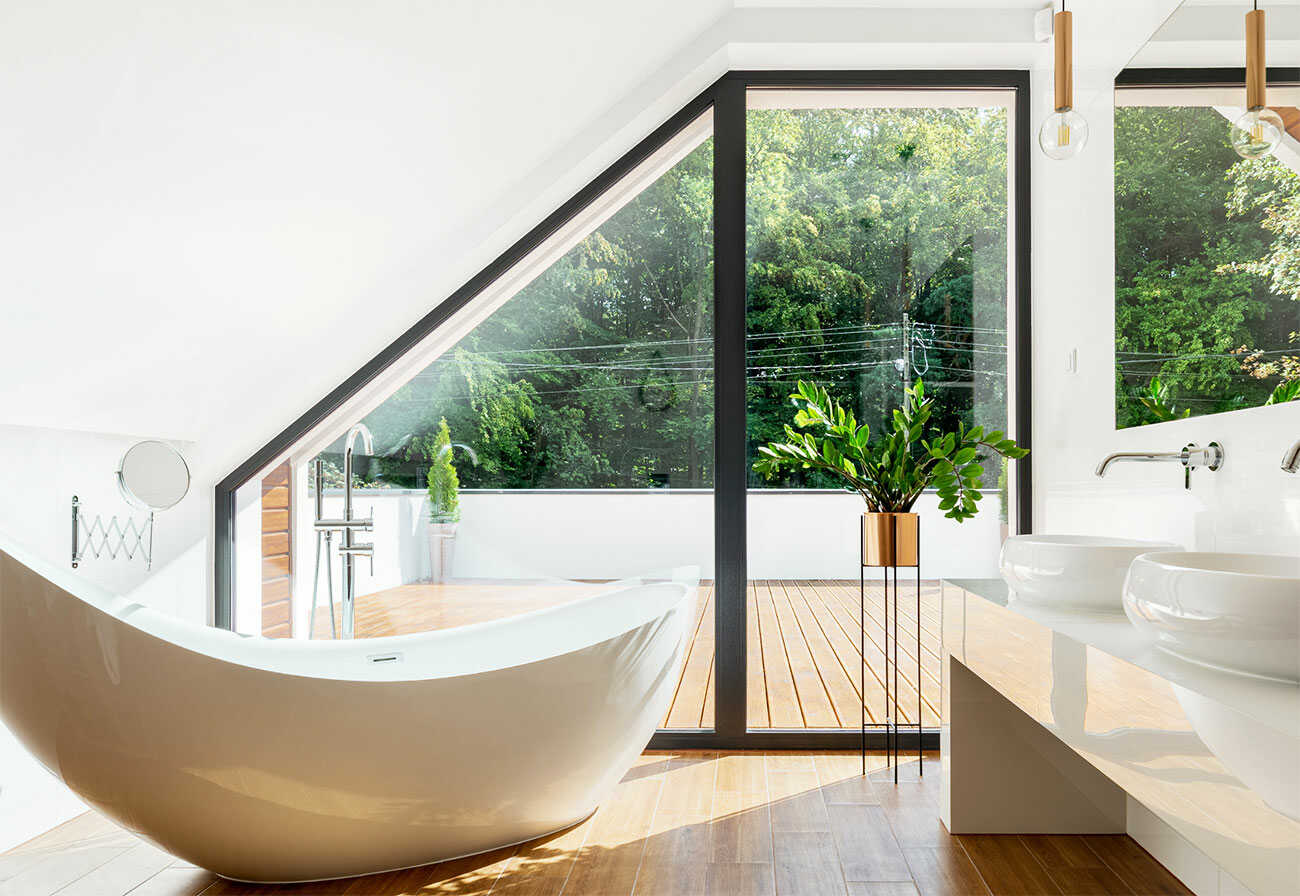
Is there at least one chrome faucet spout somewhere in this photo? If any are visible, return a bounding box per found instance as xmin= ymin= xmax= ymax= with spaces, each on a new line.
xmin=1283 ymin=438 xmax=1300 ymax=474
xmin=339 ymin=423 xmax=376 ymax=640
xmin=345 ymin=423 xmax=375 ymax=459
xmin=1095 ymin=442 xmax=1223 ymax=489
xmin=1095 ymin=449 xmax=1185 ymax=477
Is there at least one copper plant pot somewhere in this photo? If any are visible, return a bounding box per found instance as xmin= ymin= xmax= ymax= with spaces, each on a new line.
xmin=862 ymin=512 xmax=919 ymax=568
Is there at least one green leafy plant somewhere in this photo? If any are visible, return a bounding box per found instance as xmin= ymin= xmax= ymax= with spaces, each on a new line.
xmin=752 ymin=380 xmax=1027 ymax=522
xmin=1266 ymin=379 xmax=1300 ymax=405
xmin=426 ymin=418 xmax=461 ymax=524
xmin=1132 ymin=377 xmax=1192 ymax=425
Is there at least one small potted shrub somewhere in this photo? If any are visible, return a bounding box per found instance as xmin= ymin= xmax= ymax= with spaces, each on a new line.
xmin=753 ymin=380 xmax=1027 ymax=566
xmin=426 ymin=418 xmax=461 ymax=583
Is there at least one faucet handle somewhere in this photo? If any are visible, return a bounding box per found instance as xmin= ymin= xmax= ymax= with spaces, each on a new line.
xmin=1180 ymin=442 xmax=1225 ymax=489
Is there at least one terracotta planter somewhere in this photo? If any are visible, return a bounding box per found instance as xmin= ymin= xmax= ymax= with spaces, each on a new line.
xmin=862 ymin=512 xmax=919 ymax=568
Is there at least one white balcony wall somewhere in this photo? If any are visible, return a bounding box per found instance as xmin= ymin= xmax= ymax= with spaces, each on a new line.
xmin=291 ymin=489 xmax=1003 ymax=620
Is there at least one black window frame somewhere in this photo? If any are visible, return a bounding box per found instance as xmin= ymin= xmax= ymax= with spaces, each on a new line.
xmin=214 ymin=70 xmax=1033 ymax=751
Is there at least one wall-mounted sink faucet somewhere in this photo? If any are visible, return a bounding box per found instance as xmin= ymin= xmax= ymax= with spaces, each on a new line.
xmin=1283 ymin=438 xmax=1300 ymax=474
xmin=1095 ymin=442 xmax=1224 ymax=489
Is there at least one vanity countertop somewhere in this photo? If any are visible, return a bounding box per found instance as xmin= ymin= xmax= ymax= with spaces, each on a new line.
xmin=940 ymin=578 xmax=1300 ymax=896
xmin=942 ymin=578 xmax=1299 ymax=737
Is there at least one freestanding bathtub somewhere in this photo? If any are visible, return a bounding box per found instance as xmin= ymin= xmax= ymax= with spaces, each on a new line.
xmin=0 ymin=539 xmax=696 ymax=883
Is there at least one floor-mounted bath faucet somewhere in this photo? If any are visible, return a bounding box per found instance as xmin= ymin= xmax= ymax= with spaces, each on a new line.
xmin=313 ymin=423 xmax=375 ymax=639
xmin=1283 ymin=438 xmax=1300 ymax=474
xmin=1095 ymin=442 xmax=1224 ymax=489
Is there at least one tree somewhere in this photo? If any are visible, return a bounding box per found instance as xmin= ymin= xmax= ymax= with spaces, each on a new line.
xmin=425 ymin=418 xmax=460 ymax=524
xmin=324 ymin=108 xmax=1015 ymax=491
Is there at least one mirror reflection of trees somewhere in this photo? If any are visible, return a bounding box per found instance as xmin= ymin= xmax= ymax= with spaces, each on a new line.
xmin=1115 ymin=104 xmax=1300 ymax=428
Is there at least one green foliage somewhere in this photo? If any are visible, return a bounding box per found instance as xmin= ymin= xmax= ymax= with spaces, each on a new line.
xmin=1223 ymin=156 xmax=1300 ymax=301
xmin=425 ymin=418 xmax=460 ymax=524
xmin=1126 ymin=377 xmax=1192 ymax=427
xmin=1266 ymin=379 xmax=1300 ymax=405
xmin=745 ymin=107 xmax=1011 ymax=482
xmin=753 ymin=379 xmax=1026 ymax=522
xmin=328 ymin=109 xmax=1015 ymax=492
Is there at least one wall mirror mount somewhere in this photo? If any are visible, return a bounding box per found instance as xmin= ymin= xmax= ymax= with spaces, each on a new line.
xmin=72 ymin=440 xmax=190 ymax=570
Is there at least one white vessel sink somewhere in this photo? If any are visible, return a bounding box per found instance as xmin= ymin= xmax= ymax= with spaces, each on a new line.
xmin=999 ymin=534 xmax=1180 ymax=612
xmin=1124 ymin=552 xmax=1300 ymax=683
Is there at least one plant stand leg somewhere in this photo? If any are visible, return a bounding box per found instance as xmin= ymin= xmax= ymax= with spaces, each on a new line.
xmin=893 ymin=561 xmax=900 ymax=785
xmin=860 ymin=514 xmax=866 ymax=777
xmin=917 ymin=529 xmax=923 ymax=776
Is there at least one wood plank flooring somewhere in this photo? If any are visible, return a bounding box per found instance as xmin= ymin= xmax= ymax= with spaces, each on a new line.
xmin=319 ymin=579 xmax=942 ymax=729
xmin=2 ymin=752 xmax=1192 ymax=896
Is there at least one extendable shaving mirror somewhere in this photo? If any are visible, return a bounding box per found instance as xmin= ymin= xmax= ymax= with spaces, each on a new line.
xmin=117 ymin=440 xmax=191 ymax=511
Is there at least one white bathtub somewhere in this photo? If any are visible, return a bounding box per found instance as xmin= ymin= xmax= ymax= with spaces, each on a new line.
xmin=0 ymin=539 xmax=695 ymax=883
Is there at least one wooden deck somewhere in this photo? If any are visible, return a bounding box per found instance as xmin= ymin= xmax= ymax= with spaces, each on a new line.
xmin=317 ymin=579 xmax=942 ymax=729
xmin=3 ymin=752 xmax=1193 ymax=896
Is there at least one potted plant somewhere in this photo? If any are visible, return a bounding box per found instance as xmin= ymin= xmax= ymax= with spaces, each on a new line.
xmin=753 ymin=380 xmax=1027 ymax=566
xmin=426 ymin=418 xmax=461 ymax=583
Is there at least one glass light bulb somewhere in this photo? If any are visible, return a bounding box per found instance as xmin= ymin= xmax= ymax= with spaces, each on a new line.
xmin=1230 ymin=107 xmax=1284 ymax=159
xmin=1038 ymin=109 xmax=1089 ymax=160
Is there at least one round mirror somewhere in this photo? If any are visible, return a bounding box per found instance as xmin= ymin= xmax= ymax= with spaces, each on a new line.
xmin=117 ymin=441 xmax=191 ymax=511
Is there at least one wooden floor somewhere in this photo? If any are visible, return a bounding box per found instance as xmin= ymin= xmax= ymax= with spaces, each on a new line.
xmin=316 ymin=579 xmax=942 ymax=728
xmin=1 ymin=752 xmax=1193 ymax=896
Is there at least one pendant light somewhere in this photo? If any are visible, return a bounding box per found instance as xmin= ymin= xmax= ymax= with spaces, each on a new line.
xmin=1039 ymin=1 xmax=1088 ymax=160
xmin=1230 ymin=1 xmax=1283 ymax=159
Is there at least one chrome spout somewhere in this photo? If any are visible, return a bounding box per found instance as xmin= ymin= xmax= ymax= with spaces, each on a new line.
xmin=340 ymin=423 xmax=375 ymax=640
xmin=1283 ymin=438 xmax=1300 ymax=474
xmin=1094 ymin=449 xmax=1186 ymax=477
xmin=1095 ymin=442 xmax=1223 ymax=489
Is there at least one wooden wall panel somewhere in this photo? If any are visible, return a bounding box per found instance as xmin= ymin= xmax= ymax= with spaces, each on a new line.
xmin=260 ymin=462 xmax=293 ymax=638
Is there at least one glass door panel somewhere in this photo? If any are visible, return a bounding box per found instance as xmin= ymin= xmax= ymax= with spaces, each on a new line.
xmin=743 ymin=88 xmax=1017 ymax=730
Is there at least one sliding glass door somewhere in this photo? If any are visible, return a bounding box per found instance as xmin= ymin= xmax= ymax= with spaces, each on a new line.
xmin=743 ymin=88 xmax=1019 ymax=732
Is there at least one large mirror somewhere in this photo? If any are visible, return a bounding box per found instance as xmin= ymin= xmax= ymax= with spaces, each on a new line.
xmin=1114 ymin=2 xmax=1299 ymax=428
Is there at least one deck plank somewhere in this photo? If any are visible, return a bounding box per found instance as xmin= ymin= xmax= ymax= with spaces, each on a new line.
xmin=769 ymin=581 xmax=839 ymax=728
xmin=753 ymin=582 xmax=802 ymax=728
xmin=664 ymin=585 xmax=714 ymax=728
xmin=816 ymin=581 xmax=941 ymax=726
xmin=789 ymin=580 xmax=882 ymax=726
xmin=746 ymin=583 xmax=770 ymax=728
xmin=810 ymin=581 xmax=933 ymax=726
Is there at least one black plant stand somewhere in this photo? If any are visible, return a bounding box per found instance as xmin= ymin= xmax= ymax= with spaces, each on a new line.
xmin=860 ymin=514 xmax=923 ymax=784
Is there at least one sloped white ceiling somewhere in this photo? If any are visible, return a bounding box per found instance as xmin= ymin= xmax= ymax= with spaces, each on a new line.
xmin=0 ymin=0 xmax=732 ymax=444
xmin=0 ymin=0 xmax=1181 ymax=480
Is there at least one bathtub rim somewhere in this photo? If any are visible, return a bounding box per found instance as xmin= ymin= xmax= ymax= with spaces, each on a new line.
xmin=0 ymin=534 xmax=698 ymax=685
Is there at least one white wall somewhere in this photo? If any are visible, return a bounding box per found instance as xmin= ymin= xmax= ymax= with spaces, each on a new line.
xmin=277 ymin=490 xmax=1003 ymax=615
xmin=0 ymin=424 xmax=211 ymax=852
xmin=0 ymin=425 xmax=209 ymax=610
